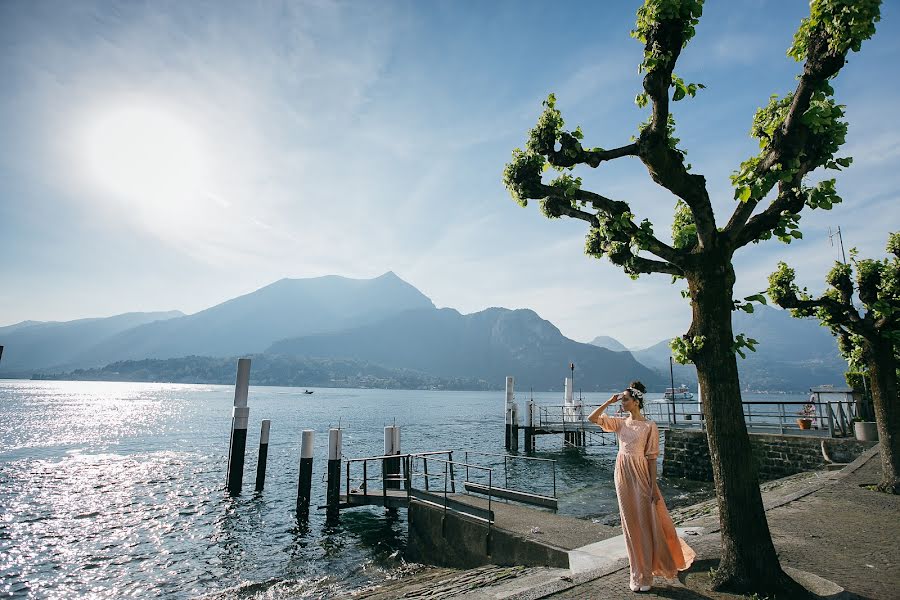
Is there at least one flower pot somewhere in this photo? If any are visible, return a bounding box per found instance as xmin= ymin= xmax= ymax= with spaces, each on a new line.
xmin=854 ymin=421 xmax=878 ymax=442
xmin=796 ymin=418 xmax=812 ymax=430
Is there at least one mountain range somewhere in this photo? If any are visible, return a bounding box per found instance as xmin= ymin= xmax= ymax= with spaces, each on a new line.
xmin=1 ymin=272 xmax=849 ymax=391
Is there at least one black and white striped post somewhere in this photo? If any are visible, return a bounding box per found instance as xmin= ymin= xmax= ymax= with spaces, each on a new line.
xmin=504 ymin=376 xmax=514 ymax=450
xmin=296 ymin=429 xmax=314 ymax=520
xmin=326 ymin=428 xmax=342 ymax=521
xmin=254 ymin=419 xmax=271 ymax=492
xmin=226 ymin=358 xmax=251 ymax=495
xmin=384 ymin=425 xmax=401 ymax=490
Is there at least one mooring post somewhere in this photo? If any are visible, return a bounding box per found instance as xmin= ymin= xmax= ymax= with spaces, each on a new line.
xmin=563 ymin=376 xmax=574 ymax=447
xmin=504 ymin=376 xmax=514 ymax=450
xmin=255 ymin=419 xmax=271 ymax=492
xmin=326 ymin=428 xmax=342 ymax=521
xmin=384 ymin=425 xmax=401 ymax=490
xmin=226 ymin=358 xmax=251 ymax=495
xmin=525 ymin=399 xmax=535 ymax=452
xmin=510 ymin=401 xmax=519 ymax=452
xmin=296 ymin=429 xmax=314 ymax=519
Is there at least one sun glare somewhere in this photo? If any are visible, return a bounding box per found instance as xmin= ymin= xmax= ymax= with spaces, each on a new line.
xmin=83 ymin=105 xmax=209 ymax=213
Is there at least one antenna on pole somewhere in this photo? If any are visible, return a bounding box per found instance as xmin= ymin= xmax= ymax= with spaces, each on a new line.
xmin=828 ymin=226 xmax=847 ymax=264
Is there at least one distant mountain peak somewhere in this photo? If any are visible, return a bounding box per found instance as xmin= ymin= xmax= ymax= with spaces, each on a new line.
xmin=589 ymin=335 xmax=628 ymax=352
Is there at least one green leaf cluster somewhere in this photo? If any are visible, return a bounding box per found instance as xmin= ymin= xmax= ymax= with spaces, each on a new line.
xmin=632 ymin=0 xmax=704 ymax=73
xmin=671 ymin=74 xmax=705 ymax=102
xmin=733 ymin=293 xmax=767 ymax=314
xmin=502 ymin=148 xmax=545 ymax=206
xmin=671 ymin=200 xmax=697 ymax=250
xmin=670 ymin=334 xmax=705 ymax=364
xmin=788 ymin=0 xmax=881 ymax=62
xmin=732 ymin=333 xmax=760 ymax=359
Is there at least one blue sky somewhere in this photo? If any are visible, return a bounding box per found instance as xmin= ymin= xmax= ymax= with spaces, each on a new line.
xmin=1 ymin=0 xmax=898 ymax=349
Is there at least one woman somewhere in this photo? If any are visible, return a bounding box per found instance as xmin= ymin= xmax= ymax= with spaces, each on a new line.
xmin=588 ymin=381 xmax=695 ymax=593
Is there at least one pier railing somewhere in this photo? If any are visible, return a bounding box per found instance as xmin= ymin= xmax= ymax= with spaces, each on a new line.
xmin=536 ymin=398 xmax=859 ymax=438
xmin=462 ymin=450 xmax=557 ymax=505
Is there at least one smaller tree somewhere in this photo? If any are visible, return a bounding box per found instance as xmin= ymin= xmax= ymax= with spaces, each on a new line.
xmin=768 ymin=232 xmax=899 ymax=493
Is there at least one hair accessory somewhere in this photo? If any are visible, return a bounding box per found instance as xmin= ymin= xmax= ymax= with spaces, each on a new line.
xmin=626 ymin=387 xmax=644 ymax=400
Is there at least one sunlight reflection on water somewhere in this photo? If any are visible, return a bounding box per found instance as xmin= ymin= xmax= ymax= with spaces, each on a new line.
xmin=0 ymin=380 xmax=734 ymax=598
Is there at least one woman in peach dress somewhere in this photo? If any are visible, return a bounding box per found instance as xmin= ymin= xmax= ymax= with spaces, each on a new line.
xmin=588 ymin=381 xmax=695 ymax=593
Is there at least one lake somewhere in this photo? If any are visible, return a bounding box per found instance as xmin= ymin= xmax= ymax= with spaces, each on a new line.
xmin=1 ymin=380 xmax=797 ymax=598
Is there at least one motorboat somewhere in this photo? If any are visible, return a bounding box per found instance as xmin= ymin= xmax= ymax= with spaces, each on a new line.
xmin=664 ymin=385 xmax=694 ymax=400
xmin=303 ymin=389 xmax=314 ymax=394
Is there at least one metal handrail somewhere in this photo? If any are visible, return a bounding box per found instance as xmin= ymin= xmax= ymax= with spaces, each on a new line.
xmin=463 ymin=450 xmax=557 ymax=499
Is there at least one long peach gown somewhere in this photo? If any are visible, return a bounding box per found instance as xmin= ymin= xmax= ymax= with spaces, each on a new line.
xmin=595 ymin=413 xmax=695 ymax=588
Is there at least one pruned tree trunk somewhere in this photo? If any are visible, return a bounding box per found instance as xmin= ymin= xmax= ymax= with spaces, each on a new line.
xmin=868 ymin=337 xmax=900 ymax=494
xmin=688 ymin=256 xmax=809 ymax=596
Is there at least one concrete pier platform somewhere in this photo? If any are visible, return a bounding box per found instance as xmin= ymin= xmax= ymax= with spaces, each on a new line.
xmin=348 ymin=446 xmax=900 ymax=600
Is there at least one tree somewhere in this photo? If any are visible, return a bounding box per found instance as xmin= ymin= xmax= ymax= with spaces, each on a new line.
xmin=769 ymin=233 xmax=899 ymax=493
xmin=502 ymin=0 xmax=881 ymax=595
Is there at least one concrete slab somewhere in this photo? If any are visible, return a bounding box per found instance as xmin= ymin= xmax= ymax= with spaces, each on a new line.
xmin=567 ymin=527 xmax=704 ymax=574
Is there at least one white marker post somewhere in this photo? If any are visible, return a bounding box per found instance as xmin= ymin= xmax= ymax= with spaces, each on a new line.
xmin=296 ymin=429 xmax=314 ymax=519
xmin=326 ymin=428 xmax=342 ymax=520
xmin=226 ymin=358 xmax=251 ymax=495
xmin=384 ymin=425 xmax=402 ymax=490
xmin=254 ymin=419 xmax=271 ymax=492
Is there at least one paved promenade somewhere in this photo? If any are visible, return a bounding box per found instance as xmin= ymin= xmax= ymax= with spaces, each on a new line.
xmin=352 ymin=446 xmax=899 ymax=599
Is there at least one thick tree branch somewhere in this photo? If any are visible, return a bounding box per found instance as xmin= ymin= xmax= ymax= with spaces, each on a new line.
xmin=724 ymin=28 xmax=849 ymax=243
xmin=532 ymin=182 xmax=684 ymax=268
xmin=637 ymin=18 xmax=717 ymax=250
xmin=733 ymin=173 xmax=807 ymax=248
xmin=547 ymin=141 xmax=639 ymax=170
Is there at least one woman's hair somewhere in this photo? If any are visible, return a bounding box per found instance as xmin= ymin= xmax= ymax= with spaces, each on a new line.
xmin=627 ymin=380 xmax=646 ymax=409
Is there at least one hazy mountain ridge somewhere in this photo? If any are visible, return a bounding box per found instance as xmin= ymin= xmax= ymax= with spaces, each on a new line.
xmin=51 ymin=272 xmax=435 ymax=369
xmin=0 ymin=311 xmax=184 ymax=374
xmin=623 ymin=305 xmax=848 ymax=392
xmin=268 ymin=306 xmax=664 ymax=391
xmin=2 ymin=274 xmax=849 ymax=392
xmin=588 ymin=336 xmax=628 ymax=352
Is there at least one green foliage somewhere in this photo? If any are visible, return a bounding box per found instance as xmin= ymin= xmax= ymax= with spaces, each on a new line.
xmin=671 ymin=74 xmax=705 ymax=102
xmin=732 ymin=90 xmax=848 ymax=208
xmin=733 ymin=293 xmax=767 ymax=314
xmin=789 ymin=0 xmax=882 ymax=62
xmin=671 ymin=200 xmax=697 ymax=249
xmin=503 ymin=148 xmax=545 ymax=206
xmin=632 ymin=0 xmax=705 ymax=72
xmin=527 ymin=94 xmax=565 ymax=156
xmin=670 ymin=334 xmax=705 ymax=364
xmin=732 ymin=333 xmax=760 ymax=359
xmin=768 ymin=232 xmax=900 ymax=372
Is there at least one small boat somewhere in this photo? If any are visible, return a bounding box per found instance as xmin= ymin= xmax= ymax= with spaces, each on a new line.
xmin=303 ymin=389 xmax=314 ymax=395
xmin=664 ymin=385 xmax=694 ymax=400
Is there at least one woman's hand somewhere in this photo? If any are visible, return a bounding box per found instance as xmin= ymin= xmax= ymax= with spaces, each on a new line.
xmin=650 ymin=486 xmax=661 ymax=504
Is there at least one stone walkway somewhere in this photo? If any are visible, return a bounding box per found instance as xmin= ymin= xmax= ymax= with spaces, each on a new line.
xmin=352 ymin=447 xmax=900 ymax=599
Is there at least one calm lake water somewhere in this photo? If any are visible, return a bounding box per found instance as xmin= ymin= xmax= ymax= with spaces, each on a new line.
xmin=0 ymin=380 xmax=803 ymax=598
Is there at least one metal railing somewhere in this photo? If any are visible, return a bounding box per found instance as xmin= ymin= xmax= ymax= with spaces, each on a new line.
xmin=535 ymin=399 xmax=859 ymax=438
xmin=462 ymin=450 xmax=557 ymax=499
xmin=344 ymin=450 xmax=496 ymax=525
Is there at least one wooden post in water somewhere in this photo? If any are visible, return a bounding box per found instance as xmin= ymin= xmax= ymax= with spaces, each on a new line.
xmin=504 ymin=376 xmax=514 ymax=450
xmin=255 ymin=419 xmax=271 ymax=492
xmin=296 ymin=429 xmax=314 ymax=519
xmin=384 ymin=425 xmax=401 ymax=490
xmin=326 ymin=428 xmax=342 ymax=521
xmin=563 ymin=376 xmax=574 ymax=447
xmin=226 ymin=358 xmax=251 ymax=495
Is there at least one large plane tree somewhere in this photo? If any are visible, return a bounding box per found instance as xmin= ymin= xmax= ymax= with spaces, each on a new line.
xmin=502 ymin=0 xmax=881 ymax=595
xmin=769 ymin=233 xmax=899 ymax=493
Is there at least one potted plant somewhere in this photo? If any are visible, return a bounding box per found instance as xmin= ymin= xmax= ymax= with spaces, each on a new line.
xmin=852 ymin=416 xmax=879 ymax=442
xmin=797 ymin=403 xmax=816 ymax=430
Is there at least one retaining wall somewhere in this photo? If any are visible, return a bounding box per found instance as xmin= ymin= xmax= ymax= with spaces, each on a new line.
xmin=405 ymin=501 xmax=569 ymax=569
xmin=662 ymin=429 xmax=876 ymax=482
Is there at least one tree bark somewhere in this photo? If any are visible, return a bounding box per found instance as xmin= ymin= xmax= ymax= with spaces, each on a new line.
xmin=867 ymin=337 xmax=900 ymax=494
xmin=688 ymin=255 xmax=809 ymax=596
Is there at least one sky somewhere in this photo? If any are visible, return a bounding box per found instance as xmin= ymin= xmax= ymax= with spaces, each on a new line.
xmin=1 ymin=0 xmax=898 ymax=350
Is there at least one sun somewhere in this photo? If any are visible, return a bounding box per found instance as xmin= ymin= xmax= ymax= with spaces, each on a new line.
xmin=83 ymin=105 xmax=209 ymax=213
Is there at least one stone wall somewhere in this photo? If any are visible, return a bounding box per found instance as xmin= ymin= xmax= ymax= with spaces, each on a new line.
xmin=662 ymin=429 xmax=876 ymax=482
